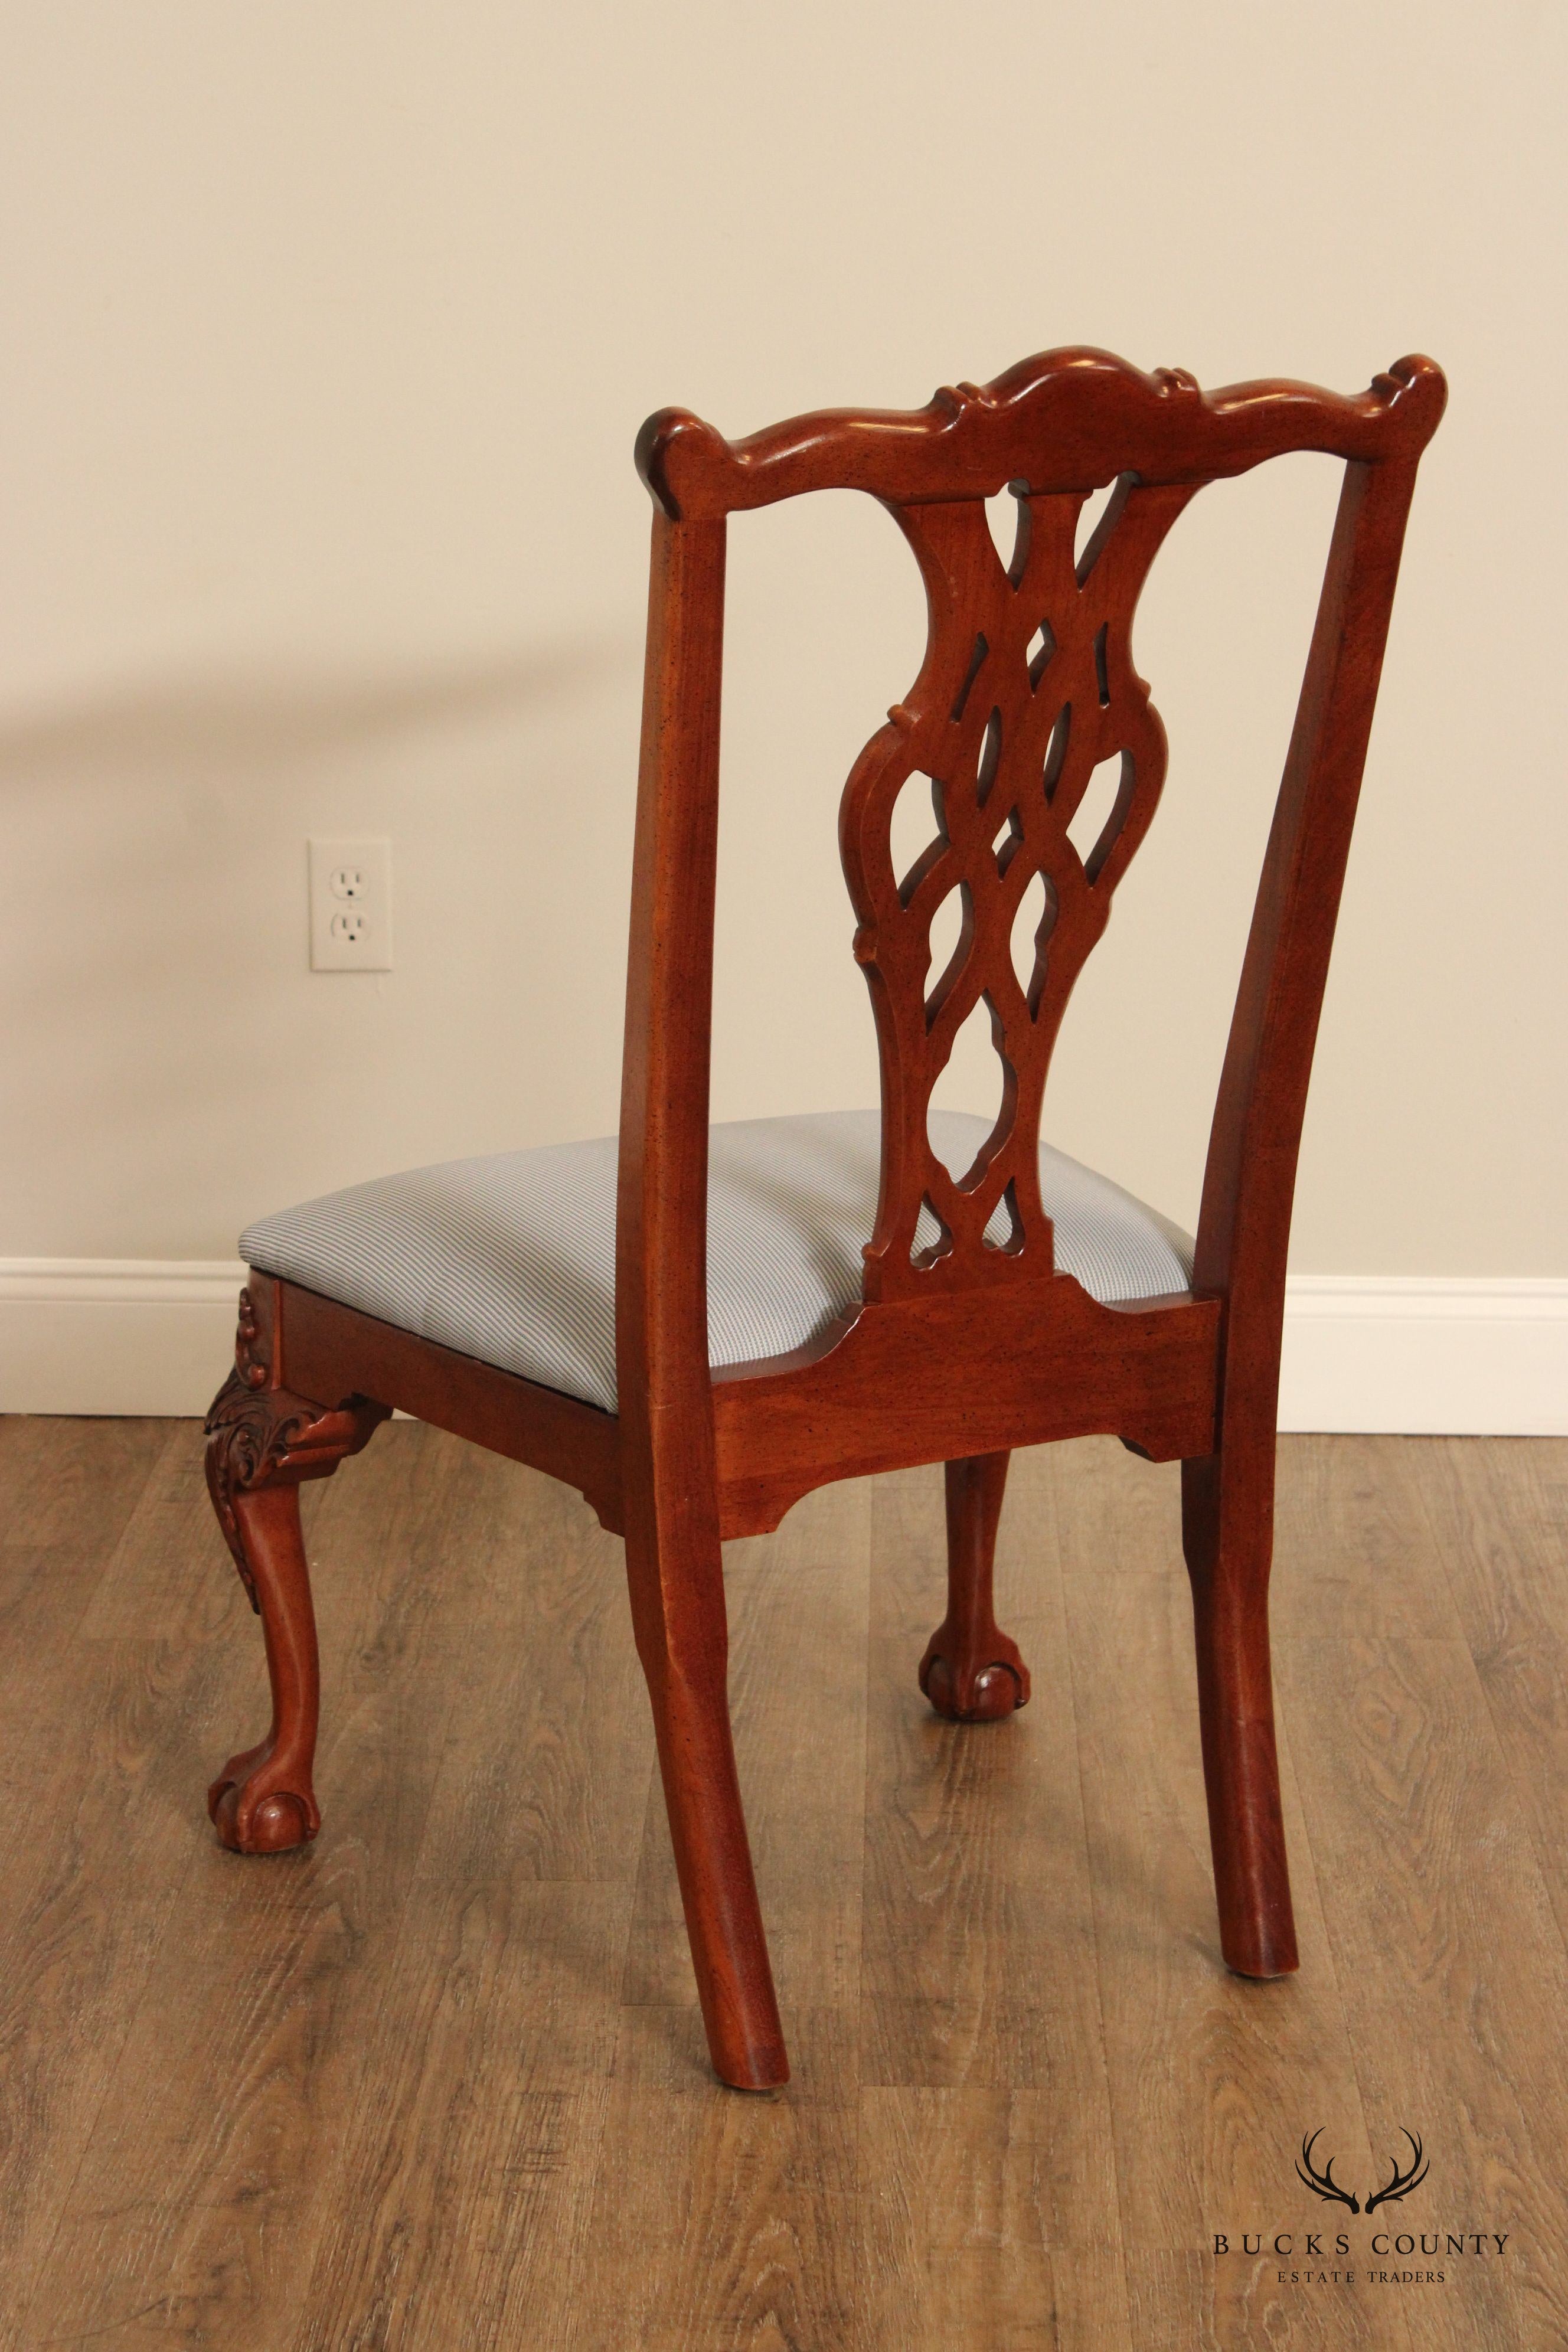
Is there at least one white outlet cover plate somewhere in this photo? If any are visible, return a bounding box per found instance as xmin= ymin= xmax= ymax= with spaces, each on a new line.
xmin=309 ymin=838 xmax=393 ymax=971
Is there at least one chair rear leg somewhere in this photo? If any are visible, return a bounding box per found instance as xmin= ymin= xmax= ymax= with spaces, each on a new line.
xmin=623 ymin=1517 xmax=788 ymax=2090
xmin=1181 ymin=1448 xmax=1298 ymax=1977
xmin=204 ymin=1350 xmax=387 ymax=1855
xmin=919 ymin=1452 xmax=1031 ymax=1723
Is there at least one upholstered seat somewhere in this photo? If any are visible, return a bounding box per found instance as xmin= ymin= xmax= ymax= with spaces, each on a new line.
xmin=241 ymin=1108 xmax=1194 ymax=1415
xmin=242 ymin=1105 xmax=1189 ymax=1411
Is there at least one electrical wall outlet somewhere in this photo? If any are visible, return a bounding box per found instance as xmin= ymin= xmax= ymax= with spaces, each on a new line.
xmin=309 ymin=838 xmax=393 ymax=971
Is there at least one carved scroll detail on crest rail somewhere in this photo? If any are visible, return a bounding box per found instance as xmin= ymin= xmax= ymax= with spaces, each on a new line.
xmin=841 ymin=476 xmax=1195 ymax=1299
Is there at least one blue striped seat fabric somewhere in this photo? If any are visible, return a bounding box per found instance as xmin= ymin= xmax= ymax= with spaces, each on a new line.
xmin=240 ymin=1108 xmax=1194 ymax=1416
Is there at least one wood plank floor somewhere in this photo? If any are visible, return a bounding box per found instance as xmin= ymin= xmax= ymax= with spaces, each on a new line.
xmin=4 ymin=1420 xmax=1566 ymax=2350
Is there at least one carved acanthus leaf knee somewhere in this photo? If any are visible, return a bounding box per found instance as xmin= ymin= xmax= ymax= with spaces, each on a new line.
xmin=205 ymin=1368 xmax=387 ymax=1608
xmin=204 ymin=1286 xmax=388 ymax=1608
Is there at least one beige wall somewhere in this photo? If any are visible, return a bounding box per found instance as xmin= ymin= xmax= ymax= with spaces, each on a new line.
xmin=2 ymin=0 xmax=1563 ymax=1275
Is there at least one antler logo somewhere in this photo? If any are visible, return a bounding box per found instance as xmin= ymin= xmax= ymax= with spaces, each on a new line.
xmin=1296 ymin=2128 xmax=1429 ymax=2215
xmin=1366 ymin=2131 xmax=1429 ymax=2214
xmin=1296 ymin=2130 xmax=1361 ymax=2213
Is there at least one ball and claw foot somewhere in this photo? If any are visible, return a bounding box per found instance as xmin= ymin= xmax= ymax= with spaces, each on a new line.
xmin=921 ymin=1452 xmax=1031 ymax=1723
xmin=207 ymin=1737 xmax=319 ymax=1854
xmin=919 ymin=1634 xmax=1031 ymax=1723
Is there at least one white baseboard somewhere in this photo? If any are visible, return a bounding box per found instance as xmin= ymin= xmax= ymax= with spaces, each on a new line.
xmin=1275 ymin=1275 xmax=1568 ymax=1436
xmin=1 ymin=1260 xmax=1564 ymax=1434
xmin=0 ymin=1259 xmax=249 ymax=1416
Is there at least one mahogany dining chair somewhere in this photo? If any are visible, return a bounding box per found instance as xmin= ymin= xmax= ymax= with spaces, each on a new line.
xmin=201 ymin=345 xmax=1445 ymax=2089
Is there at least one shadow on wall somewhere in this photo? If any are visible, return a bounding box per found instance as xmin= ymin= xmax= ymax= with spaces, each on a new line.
xmin=0 ymin=629 xmax=642 ymax=1254
xmin=0 ymin=634 xmax=626 ymax=777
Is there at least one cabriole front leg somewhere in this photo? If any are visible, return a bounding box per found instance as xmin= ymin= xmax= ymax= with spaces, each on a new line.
xmin=919 ymin=1452 xmax=1031 ymax=1723
xmin=203 ymin=1312 xmax=387 ymax=1856
xmin=206 ymin=1479 xmax=323 ymax=1853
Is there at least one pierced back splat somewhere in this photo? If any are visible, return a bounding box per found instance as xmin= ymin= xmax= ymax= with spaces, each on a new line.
xmin=840 ymin=474 xmax=1195 ymax=1299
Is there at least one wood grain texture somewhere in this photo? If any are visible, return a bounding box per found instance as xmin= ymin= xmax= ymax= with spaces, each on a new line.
xmin=714 ymin=1284 xmax=1218 ymax=1537
xmin=295 ymin=1886 xmax=623 ymax=2352
xmin=0 ymin=1415 xmax=171 ymax=1888
xmin=1052 ymin=1439 xmax=1415 ymax=2352
xmin=1270 ymin=1433 xmax=1470 ymax=1643
xmin=292 ymin=1444 xmax=656 ymax=2351
xmin=1411 ymin=1438 xmax=1568 ymax=1951
xmin=25 ymin=1425 xmax=481 ymax=2351
xmin=411 ymin=1464 xmax=650 ymax=1889
xmin=860 ymin=1462 xmax=1111 ymax=2096
xmin=562 ymin=2013 xmax=862 ymax=2352
xmin=0 ymin=1421 xmax=191 ymax=2348
xmin=858 ymin=2086 xmax=1132 ymax=2352
xmin=1279 ymin=1630 xmax=1568 ymax=2351
xmin=9 ymin=1423 xmax=1568 ymax=2349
